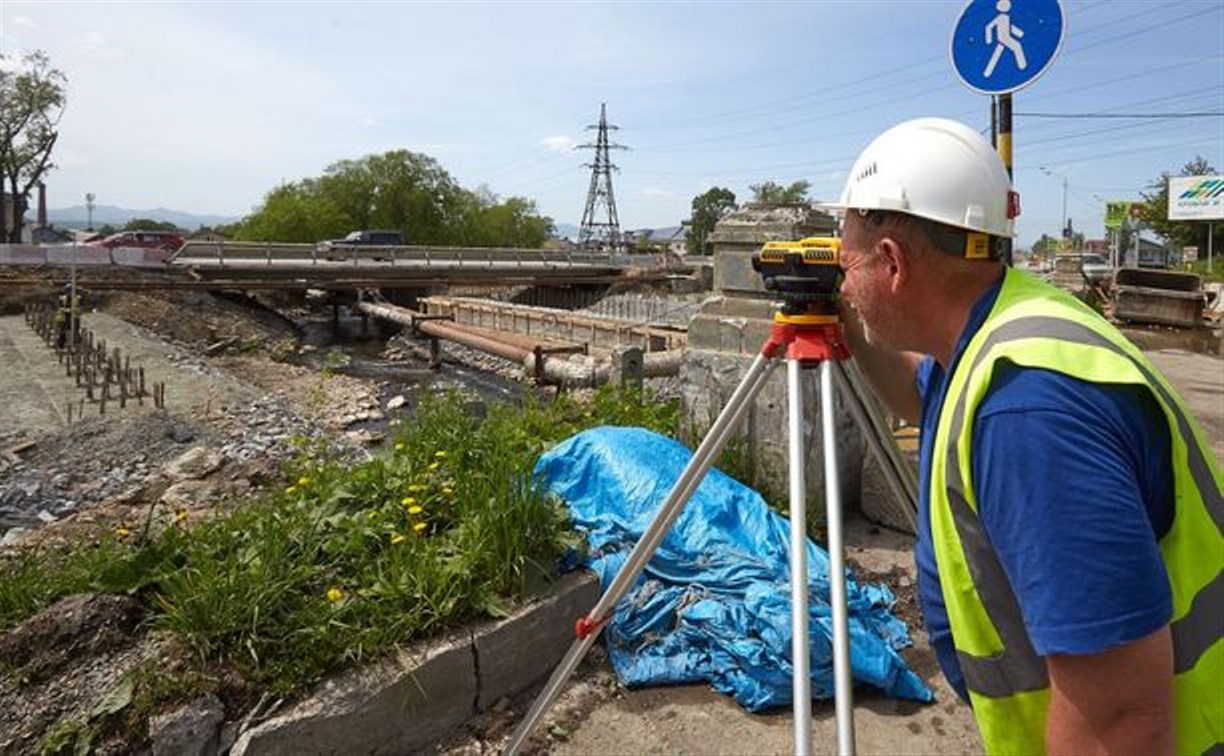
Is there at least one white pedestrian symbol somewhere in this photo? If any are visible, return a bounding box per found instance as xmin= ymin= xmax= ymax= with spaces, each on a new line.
xmin=983 ymin=0 xmax=1026 ymax=78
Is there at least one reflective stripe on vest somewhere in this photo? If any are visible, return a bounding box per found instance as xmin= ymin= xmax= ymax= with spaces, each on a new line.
xmin=931 ymin=270 xmax=1224 ymax=754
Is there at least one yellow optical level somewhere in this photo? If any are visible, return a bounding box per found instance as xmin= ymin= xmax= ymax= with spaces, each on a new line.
xmin=751 ymin=236 xmax=843 ymax=318
xmin=758 ymin=236 xmax=841 ymax=265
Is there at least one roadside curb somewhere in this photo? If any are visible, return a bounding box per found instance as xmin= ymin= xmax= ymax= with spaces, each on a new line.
xmin=230 ymin=570 xmax=599 ymax=755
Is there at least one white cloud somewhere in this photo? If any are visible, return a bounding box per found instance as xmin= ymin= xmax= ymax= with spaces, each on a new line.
xmin=13 ymin=15 xmax=37 ymax=29
xmin=76 ymin=31 xmax=123 ymax=60
xmin=55 ymin=148 xmax=90 ymax=169
xmin=540 ymin=135 xmax=578 ymax=153
xmin=360 ymin=117 xmax=379 ymax=128
xmin=643 ymin=187 xmax=675 ymax=199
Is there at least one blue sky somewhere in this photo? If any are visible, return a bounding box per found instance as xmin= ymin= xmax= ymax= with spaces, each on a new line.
xmin=2 ymin=0 xmax=1221 ymax=247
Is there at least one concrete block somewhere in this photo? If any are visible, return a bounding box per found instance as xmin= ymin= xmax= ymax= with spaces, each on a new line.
xmin=230 ymin=631 xmax=475 ymax=756
xmin=859 ymin=446 xmax=918 ymax=535
xmin=678 ymin=348 xmax=864 ymax=518
xmin=714 ymin=249 xmax=770 ymax=296
xmin=472 ymin=571 xmax=600 ymax=711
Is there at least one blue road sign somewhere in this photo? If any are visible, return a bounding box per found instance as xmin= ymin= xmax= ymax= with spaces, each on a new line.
xmin=951 ymin=0 xmax=1065 ymax=95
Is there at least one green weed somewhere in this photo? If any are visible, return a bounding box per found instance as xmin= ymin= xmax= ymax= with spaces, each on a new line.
xmin=0 ymin=385 xmax=678 ymax=699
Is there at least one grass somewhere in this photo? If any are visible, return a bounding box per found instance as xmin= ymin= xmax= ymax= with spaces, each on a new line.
xmin=1186 ymin=256 xmax=1224 ymax=283
xmin=0 ymin=385 xmax=678 ymax=697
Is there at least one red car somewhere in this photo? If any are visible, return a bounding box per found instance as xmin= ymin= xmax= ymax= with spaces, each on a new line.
xmin=92 ymin=230 xmax=184 ymax=252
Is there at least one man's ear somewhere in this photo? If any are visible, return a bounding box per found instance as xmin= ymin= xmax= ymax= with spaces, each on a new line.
xmin=875 ymin=236 xmax=910 ymax=294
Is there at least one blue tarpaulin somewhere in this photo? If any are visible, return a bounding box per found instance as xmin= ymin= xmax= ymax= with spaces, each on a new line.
xmin=534 ymin=426 xmax=933 ymax=711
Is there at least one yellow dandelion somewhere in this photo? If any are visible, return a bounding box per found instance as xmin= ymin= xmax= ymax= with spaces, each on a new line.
xmin=401 ymin=496 xmax=416 ymax=507
xmin=407 ymin=505 xmax=424 ymax=515
xmin=394 ymin=442 xmax=405 ymax=451
xmin=326 ymin=587 xmax=344 ymax=603
xmin=391 ymin=533 xmax=407 ymax=545
xmin=434 ymin=450 xmax=448 ymax=459
xmin=297 ymin=476 xmax=311 ymax=487
xmin=441 ymin=487 xmax=454 ymax=496
xmin=285 ymin=485 xmax=297 ymax=496
xmin=427 ymin=461 xmax=440 ymax=471
xmin=115 ymin=526 xmax=132 ymax=538
xmin=175 ymin=509 xmax=188 ymax=523
xmin=413 ymin=522 xmax=428 ymax=533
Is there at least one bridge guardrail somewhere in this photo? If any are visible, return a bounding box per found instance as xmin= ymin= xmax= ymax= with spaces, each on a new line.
xmin=170 ymin=240 xmax=666 ymax=270
xmin=0 ymin=244 xmax=171 ymax=268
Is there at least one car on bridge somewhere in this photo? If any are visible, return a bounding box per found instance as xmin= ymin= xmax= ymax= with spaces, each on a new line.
xmin=89 ymin=230 xmax=184 ymax=252
xmin=318 ymin=230 xmax=404 ymax=259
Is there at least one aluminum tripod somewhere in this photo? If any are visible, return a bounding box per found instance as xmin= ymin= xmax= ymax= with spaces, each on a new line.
xmin=505 ymin=317 xmax=919 ymax=756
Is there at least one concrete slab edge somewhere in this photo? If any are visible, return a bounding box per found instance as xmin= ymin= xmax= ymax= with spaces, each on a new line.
xmin=230 ymin=570 xmax=599 ymax=755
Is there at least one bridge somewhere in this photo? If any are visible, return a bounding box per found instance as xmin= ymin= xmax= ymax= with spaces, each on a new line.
xmin=0 ymin=240 xmax=675 ymax=290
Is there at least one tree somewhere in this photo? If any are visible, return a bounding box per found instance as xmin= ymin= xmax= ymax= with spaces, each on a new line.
xmin=686 ymin=186 xmax=736 ymax=255
xmin=236 ymin=150 xmax=553 ymax=247
xmin=1032 ymin=233 xmax=1059 ymax=257
xmin=749 ymin=180 xmax=810 ymax=205
xmin=123 ymin=218 xmax=181 ymax=232
xmin=1138 ymin=156 xmax=1223 ymax=255
xmin=0 ymin=50 xmax=67 ymax=242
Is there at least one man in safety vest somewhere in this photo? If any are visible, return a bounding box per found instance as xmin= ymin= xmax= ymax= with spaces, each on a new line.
xmin=827 ymin=118 xmax=1221 ymax=755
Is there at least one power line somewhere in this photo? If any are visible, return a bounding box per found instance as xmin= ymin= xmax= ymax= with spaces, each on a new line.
xmin=1018 ymin=112 xmax=1223 ymax=119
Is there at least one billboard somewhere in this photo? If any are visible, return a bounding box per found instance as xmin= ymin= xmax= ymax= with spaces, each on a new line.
xmin=1104 ymin=201 xmax=1143 ymax=230
xmin=1168 ymin=175 xmax=1224 ymax=221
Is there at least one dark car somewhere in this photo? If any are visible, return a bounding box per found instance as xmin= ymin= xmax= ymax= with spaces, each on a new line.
xmin=319 ymin=230 xmax=403 ymax=250
xmin=91 ymin=230 xmax=184 ymax=252
xmin=318 ymin=230 xmax=405 ymax=260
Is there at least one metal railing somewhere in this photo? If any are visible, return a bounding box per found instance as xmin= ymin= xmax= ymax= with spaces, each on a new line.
xmin=169 ymin=240 xmax=669 ymax=270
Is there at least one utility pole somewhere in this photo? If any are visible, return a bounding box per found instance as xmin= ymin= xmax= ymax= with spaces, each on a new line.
xmin=85 ymin=193 xmax=96 ymax=231
xmin=578 ymin=103 xmax=627 ymax=253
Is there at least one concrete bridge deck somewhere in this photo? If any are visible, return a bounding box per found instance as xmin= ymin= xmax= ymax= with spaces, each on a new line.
xmin=0 ymin=242 xmax=678 ymax=290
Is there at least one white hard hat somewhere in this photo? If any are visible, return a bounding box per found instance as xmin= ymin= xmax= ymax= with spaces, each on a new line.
xmin=829 ymin=118 xmax=1018 ymax=238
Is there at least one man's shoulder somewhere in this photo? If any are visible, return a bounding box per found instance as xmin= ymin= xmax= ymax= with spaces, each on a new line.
xmin=976 ymin=361 xmax=1142 ymax=421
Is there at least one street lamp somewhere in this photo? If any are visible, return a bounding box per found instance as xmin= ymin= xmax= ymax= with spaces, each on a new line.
xmin=1039 ymin=167 xmax=1068 ymax=245
xmin=85 ymin=193 xmax=95 ymax=231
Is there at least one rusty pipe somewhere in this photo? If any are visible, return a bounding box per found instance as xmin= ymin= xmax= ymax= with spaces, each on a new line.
xmin=357 ymin=301 xmax=530 ymax=362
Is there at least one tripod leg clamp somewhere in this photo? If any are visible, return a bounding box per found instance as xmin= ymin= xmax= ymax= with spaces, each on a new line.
xmin=575 ymin=613 xmax=611 ymax=639
xmin=762 ymin=321 xmax=851 ymax=362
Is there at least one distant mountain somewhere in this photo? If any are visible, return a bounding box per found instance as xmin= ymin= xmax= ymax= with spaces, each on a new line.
xmin=47 ymin=204 xmax=240 ymax=231
xmin=552 ymin=222 xmax=580 ymax=240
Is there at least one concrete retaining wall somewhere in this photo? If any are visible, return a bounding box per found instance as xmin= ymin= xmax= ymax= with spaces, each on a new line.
xmin=231 ymin=571 xmax=599 ymax=755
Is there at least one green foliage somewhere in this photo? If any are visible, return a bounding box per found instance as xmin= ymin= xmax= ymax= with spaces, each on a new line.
xmin=687 ymin=186 xmax=736 ymax=255
xmin=121 ymin=218 xmax=180 ymax=233
xmin=0 ymin=386 xmax=677 ymax=698
xmin=233 ymin=151 xmax=553 ymax=247
xmin=0 ymin=50 xmax=67 ymax=243
xmin=749 ymin=180 xmax=810 ymax=205
xmin=37 ymin=717 xmax=92 ymax=756
xmin=1139 ymin=156 xmax=1223 ymax=254
xmin=0 ymin=539 xmax=144 ymax=628
xmin=1187 ymin=255 xmax=1224 ymax=282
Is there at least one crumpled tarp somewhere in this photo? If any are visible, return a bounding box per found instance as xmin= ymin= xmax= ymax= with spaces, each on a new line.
xmin=534 ymin=426 xmax=933 ymax=710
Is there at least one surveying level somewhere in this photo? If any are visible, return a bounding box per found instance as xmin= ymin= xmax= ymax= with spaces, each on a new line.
xmin=508 ymin=234 xmax=921 ymax=756
xmin=752 ymin=236 xmax=843 ymax=319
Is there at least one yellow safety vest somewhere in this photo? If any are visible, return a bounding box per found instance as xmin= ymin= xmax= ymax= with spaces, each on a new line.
xmin=929 ymin=267 xmax=1223 ymax=755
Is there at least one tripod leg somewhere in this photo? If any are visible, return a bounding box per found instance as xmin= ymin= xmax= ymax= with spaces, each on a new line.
xmin=787 ymin=359 xmax=813 ymax=755
xmin=822 ymin=360 xmax=856 ymax=756
xmin=505 ymin=352 xmax=780 ymax=755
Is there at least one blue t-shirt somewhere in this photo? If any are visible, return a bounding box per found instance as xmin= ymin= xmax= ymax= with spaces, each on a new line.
xmin=914 ymin=279 xmax=1174 ymax=702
